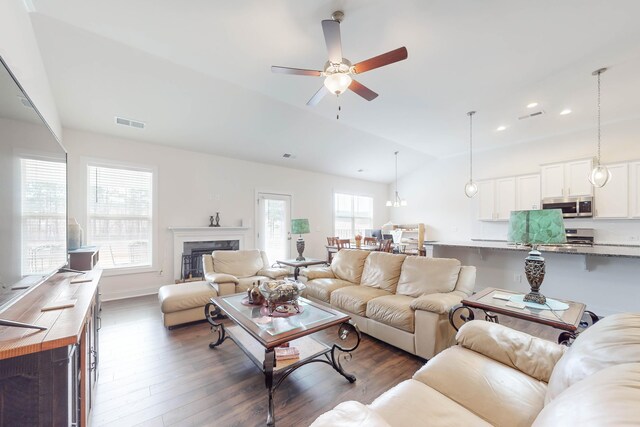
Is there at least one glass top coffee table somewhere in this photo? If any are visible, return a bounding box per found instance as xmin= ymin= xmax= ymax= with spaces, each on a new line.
xmin=204 ymin=293 xmax=360 ymax=427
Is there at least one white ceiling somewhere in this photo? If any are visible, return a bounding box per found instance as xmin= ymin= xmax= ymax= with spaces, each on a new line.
xmin=28 ymin=0 xmax=640 ymax=183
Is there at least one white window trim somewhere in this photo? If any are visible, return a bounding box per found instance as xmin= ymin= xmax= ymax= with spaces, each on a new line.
xmin=332 ymin=190 xmax=375 ymax=237
xmin=81 ymin=157 xmax=158 ymax=276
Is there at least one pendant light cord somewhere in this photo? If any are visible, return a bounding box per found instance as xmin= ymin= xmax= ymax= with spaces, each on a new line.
xmin=597 ymin=70 xmax=601 ymax=166
xmin=394 ymin=151 xmax=399 ymax=202
xmin=467 ymin=111 xmax=476 ymax=182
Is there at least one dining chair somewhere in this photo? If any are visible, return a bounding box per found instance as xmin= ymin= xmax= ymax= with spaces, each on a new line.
xmin=336 ymin=239 xmax=351 ymax=250
xmin=378 ymin=239 xmax=393 ymax=253
xmin=363 ymin=237 xmax=377 ymax=245
xmin=327 ymin=236 xmax=339 ymax=246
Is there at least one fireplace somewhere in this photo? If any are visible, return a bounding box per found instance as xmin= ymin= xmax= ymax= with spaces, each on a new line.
xmin=169 ymin=226 xmax=249 ymax=281
xmin=181 ymin=240 xmax=239 ymax=280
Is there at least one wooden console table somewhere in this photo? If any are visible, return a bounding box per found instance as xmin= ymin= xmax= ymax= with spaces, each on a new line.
xmin=0 ymin=269 xmax=102 ymax=426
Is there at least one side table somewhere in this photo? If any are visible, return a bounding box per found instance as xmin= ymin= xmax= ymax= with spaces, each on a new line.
xmin=275 ymin=258 xmax=327 ymax=280
xmin=449 ymin=287 xmax=599 ymax=345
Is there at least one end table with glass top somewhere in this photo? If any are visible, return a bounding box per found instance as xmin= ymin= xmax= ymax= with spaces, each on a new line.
xmin=204 ymin=293 xmax=360 ymax=427
xmin=275 ymin=258 xmax=327 ymax=280
xmin=449 ymin=287 xmax=598 ymax=345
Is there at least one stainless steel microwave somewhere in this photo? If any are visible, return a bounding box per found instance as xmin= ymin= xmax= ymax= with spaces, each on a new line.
xmin=541 ymin=196 xmax=593 ymax=218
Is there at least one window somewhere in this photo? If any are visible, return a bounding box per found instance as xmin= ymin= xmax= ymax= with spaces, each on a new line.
xmin=334 ymin=193 xmax=373 ymax=238
xmin=21 ymin=158 xmax=66 ymax=275
xmin=87 ymin=164 xmax=153 ymax=269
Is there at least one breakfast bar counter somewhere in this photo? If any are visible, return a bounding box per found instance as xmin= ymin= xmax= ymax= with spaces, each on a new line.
xmin=424 ymin=240 xmax=640 ymax=258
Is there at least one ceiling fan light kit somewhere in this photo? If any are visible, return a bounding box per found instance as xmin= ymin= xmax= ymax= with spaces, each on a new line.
xmin=589 ymin=67 xmax=611 ymax=188
xmin=272 ymin=10 xmax=408 ymax=110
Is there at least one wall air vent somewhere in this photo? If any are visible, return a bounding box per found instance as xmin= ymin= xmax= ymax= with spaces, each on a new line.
xmin=518 ymin=110 xmax=545 ymax=120
xmin=115 ymin=116 xmax=145 ymax=129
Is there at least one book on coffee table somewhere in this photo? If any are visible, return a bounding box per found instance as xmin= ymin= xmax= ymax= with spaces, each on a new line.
xmin=275 ymin=346 xmax=300 ymax=361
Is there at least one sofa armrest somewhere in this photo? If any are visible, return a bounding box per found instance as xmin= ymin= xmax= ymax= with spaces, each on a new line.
xmin=257 ymin=267 xmax=288 ymax=279
xmin=205 ymin=272 xmax=239 ymax=284
xmin=456 ymin=320 xmax=567 ymax=382
xmin=410 ymin=291 xmax=466 ymax=314
xmin=301 ymin=266 xmax=335 ymax=280
xmin=310 ymin=401 xmax=390 ymax=427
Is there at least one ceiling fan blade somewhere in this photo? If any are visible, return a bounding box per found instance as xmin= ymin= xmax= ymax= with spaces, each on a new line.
xmin=353 ymin=47 xmax=408 ymax=74
xmin=307 ymin=86 xmax=329 ymax=107
xmin=321 ymin=19 xmax=343 ymax=63
xmin=271 ymin=66 xmax=322 ymax=76
xmin=348 ymin=80 xmax=378 ymax=101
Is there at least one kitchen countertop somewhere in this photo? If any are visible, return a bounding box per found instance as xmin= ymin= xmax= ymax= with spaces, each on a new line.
xmin=424 ymin=240 xmax=640 ymax=258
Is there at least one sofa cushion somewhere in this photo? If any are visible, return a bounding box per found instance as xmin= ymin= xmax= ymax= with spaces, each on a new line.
xmin=158 ymin=281 xmax=217 ymax=313
xmin=366 ymin=295 xmax=415 ymax=333
xmin=360 ymin=252 xmax=406 ymax=293
xmin=331 ymin=249 xmax=370 ymax=284
xmin=396 ymin=257 xmax=461 ymax=297
xmin=369 ymin=379 xmax=492 ymax=427
xmin=546 ymin=312 xmax=640 ymax=404
xmin=534 ymin=363 xmax=640 ymax=427
xmin=213 ymin=249 xmax=263 ymax=278
xmin=305 ymin=278 xmax=354 ymax=303
xmin=413 ymin=346 xmax=546 ymax=427
xmin=310 ymin=401 xmax=391 ymax=427
xmin=331 ymin=286 xmax=392 ymax=317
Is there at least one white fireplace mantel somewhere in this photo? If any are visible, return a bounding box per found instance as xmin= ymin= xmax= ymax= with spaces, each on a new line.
xmin=169 ymin=226 xmax=251 ymax=280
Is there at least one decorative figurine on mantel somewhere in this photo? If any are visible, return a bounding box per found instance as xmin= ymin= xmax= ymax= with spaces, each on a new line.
xmin=209 ymin=212 xmax=221 ymax=227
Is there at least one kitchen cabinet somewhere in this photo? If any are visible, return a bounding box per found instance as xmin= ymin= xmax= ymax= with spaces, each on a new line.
xmin=541 ymin=159 xmax=593 ymax=199
xmin=477 ymin=178 xmax=515 ymax=221
xmin=516 ymin=174 xmax=541 ymax=210
xmin=630 ymin=161 xmax=640 ymax=218
xmin=595 ymin=163 xmax=629 ymax=218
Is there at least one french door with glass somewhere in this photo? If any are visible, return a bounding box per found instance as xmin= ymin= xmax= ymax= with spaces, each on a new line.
xmin=256 ymin=193 xmax=291 ymax=264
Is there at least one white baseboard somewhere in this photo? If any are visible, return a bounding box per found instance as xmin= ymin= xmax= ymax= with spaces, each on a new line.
xmin=101 ymin=287 xmax=159 ymax=302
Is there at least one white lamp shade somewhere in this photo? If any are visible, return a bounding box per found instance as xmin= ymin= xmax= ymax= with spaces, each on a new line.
xmin=324 ymin=73 xmax=352 ymax=95
xmin=464 ymin=181 xmax=478 ymax=198
xmin=589 ymin=165 xmax=612 ymax=188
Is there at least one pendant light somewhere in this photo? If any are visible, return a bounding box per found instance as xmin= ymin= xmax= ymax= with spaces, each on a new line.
xmin=589 ymin=67 xmax=611 ymax=188
xmin=464 ymin=111 xmax=478 ymax=198
xmin=386 ymin=151 xmax=407 ymax=207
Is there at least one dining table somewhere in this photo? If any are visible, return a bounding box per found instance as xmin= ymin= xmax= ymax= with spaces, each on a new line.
xmin=325 ymin=244 xmax=380 ymax=263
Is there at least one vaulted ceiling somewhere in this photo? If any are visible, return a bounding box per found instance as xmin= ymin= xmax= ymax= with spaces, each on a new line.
xmin=28 ymin=0 xmax=640 ymax=183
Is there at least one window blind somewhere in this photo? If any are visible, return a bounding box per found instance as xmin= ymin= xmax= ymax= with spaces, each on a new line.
xmin=21 ymin=158 xmax=66 ymax=275
xmin=334 ymin=193 xmax=373 ymax=238
xmin=87 ymin=165 xmax=153 ymax=269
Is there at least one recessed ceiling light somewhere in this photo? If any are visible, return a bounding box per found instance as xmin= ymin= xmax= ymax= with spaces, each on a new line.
xmin=560 ymin=109 xmax=572 ymax=115
xmin=527 ymin=102 xmax=539 ymax=109
xmin=496 ymin=125 xmax=507 ymax=132
xmin=357 ymin=169 xmax=364 ymax=173
xmin=282 ymin=153 xmax=293 ymax=158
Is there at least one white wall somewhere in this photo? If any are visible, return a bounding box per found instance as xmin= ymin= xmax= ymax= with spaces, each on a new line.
xmin=0 ymin=1 xmax=62 ymax=141
xmin=63 ymin=128 xmax=390 ymax=300
xmin=393 ymin=117 xmax=640 ymax=315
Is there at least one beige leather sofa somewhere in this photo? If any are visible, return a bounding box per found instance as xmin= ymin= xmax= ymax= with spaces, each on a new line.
xmin=300 ymin=249 xmax=476 ymax=360
xmin=311 ymin=313 xmax=640 ymax=427
xmin=202 ymin=249 xmax=288 ymax=295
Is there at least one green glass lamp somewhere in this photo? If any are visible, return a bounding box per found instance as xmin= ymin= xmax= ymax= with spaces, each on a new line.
xmin=291 ymin=219 xmax=310 ymax=261
xmin=507 ymin=209 xmax=566 ymax=304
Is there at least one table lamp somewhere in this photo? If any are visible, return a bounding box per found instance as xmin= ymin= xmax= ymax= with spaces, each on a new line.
xmin=291 ymin=219 xmax=310 ymax=261
xmin=507 ymin=209 xmax=566 ymax=304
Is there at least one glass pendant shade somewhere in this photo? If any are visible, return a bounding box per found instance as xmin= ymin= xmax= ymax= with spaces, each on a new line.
xmin=464 ymin=181 xmax=478 ymax=198
xmin=589 ymin=165 xmax=612 ymax=188
xmin=324 ymin=73 xmax=352 ymax=95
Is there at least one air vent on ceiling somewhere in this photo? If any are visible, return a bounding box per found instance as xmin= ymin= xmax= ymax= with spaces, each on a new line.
xmin=115 ymin=116 xmax=145 ymax=129
xmin=18 ymin=95 xmax=33 ymax=109
xmin=282 ymin=153 xmax=293 ymax=158
xmin=518 ymin=110 xmax=545 ymax=120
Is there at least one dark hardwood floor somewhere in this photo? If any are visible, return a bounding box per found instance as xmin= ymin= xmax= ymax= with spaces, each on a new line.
xmin=92 ymin=295 xmax=425 ymax=427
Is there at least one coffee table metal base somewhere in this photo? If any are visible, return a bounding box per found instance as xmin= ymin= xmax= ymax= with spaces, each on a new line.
xmin=204 ymin=302 xmax=360 ymax=426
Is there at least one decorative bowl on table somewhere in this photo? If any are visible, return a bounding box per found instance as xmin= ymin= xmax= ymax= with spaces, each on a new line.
xmin=259 ymin=280 xmax=306 ymax=315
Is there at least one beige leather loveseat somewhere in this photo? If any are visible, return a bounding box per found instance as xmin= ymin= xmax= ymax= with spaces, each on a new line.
xmin=300 ymin=249 xmax=476 ymax=359
xmin=311 ymin=313 xmax=640 ymax=427
xmin=202 ymin=249 xmax=288 ymax=295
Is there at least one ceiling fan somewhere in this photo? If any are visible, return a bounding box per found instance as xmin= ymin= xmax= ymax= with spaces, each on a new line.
xmin=271 ymin=11 xmax=408 ymax=107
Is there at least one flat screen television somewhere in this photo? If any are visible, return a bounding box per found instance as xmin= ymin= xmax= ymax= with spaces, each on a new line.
xmin=0 ymin=55 xmax=67 ymax=329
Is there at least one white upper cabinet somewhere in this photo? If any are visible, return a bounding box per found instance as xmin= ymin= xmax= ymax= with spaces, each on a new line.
xmin=516 ymin=174 xmax=541 ymax=210
xmin=541 ymin=159 xmax=593 ymax=199
xmin=567 ymin=159 xmax=593 ymax=197
xmin=595 ymin=163 xmax=629 ymax=218
xmin=630 ymin=161 xmax=640 ymax=218
xmin=477 ymin=180 xmax=496 ymax=221
xmin=495 ymin=177 xmax=516 ymax=221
